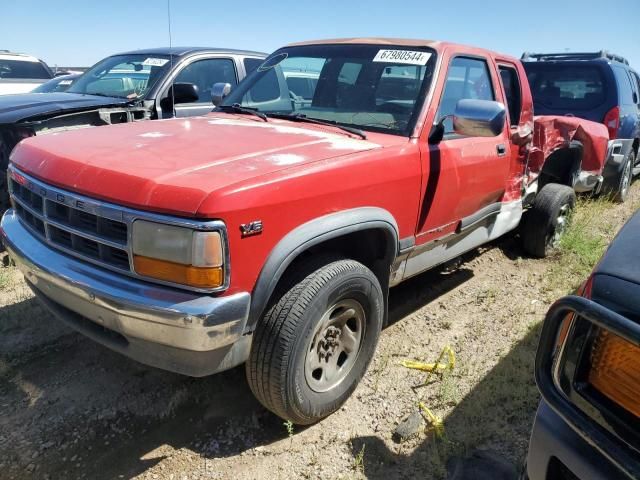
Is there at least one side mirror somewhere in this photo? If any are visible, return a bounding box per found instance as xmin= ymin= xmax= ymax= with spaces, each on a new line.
xmin=428 ymin=99 xmax=506 ymax=145
xmin=211 ymin=82 xmax=232 ymax=106
xmin=168 ymin=82 xmax=199 ymax=104
xmin=453 ymin=99 xmax=506 ymax=137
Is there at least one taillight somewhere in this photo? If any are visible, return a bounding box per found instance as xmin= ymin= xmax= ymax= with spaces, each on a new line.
xmin=603 ymin=106 xmax=620 ymax=139
xmin=588 ymin=329 xmax=640 ymax=418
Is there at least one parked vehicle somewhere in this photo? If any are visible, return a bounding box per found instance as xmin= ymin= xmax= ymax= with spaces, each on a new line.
xmin=0 ymin=50 xmax=53 ymax=95
xmin=0 ymin=47 xmax=267 ymax=211
xmin=31 ymin=73 xmax=81 ymax=93
xmin=523 ymin=51 xmax=640 ymax=202
xmin=0 ymin=38 xmax=609 ymax=424
xmin=524 ymin=211 xmax=640 ymax=480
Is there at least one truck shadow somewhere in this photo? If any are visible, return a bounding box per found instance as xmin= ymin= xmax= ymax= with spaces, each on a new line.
xmin=0 ymin=232 xmax=529 ymax=479
xmin=348 ymin=324 xmax=541 ymax=479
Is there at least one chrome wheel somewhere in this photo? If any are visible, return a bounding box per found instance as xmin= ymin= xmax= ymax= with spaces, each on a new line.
xmin=549 ymin=203 xmax=570 ymax=248
xmin=620 ymin=158 xmax=632 ymax=200
xmin=304 ymin=299 xmax=365 ymax=393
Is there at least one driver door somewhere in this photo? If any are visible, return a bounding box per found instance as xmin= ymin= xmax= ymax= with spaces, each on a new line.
xmin=417 ymin=55 xmax=511 ymax=244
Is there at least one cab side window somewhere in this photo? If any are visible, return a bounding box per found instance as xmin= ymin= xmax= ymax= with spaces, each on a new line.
xmin=437 ymin=57 xmax=495 ymax=134
xmin=173 ymin=58 xmax=237 ymax=104
xmin=499 ymin=65 xmax=522 ymax=126
xmin=243 ymin=57 xmax=264 ymax=75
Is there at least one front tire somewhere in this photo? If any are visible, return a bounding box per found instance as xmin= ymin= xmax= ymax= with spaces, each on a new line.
xmin=521 ymin=183 xmax=576 ymax=258
xmin=246 ymin=259 xmax=384 ymax=424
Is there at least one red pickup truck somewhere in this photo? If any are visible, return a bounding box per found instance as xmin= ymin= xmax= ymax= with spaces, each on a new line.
xmin=1 ymin=38 xmax=609 ymax=424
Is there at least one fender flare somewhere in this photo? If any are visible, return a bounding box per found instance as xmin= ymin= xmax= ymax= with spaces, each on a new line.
xmin=247 ymin=207 xmax=400 ymax=330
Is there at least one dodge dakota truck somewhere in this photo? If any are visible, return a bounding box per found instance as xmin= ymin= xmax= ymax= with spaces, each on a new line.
xmin=0 ymin=38 xmax=608 ymax=424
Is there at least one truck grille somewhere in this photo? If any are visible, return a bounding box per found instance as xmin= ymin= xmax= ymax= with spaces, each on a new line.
xmin=9 ymin=171 xmax=131 ymax=271
xmin=7 ymin=165 xmax=229 ymax=293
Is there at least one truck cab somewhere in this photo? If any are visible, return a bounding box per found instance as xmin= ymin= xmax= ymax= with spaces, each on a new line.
xmin=1 ymin=39 xmax=584 ymax=424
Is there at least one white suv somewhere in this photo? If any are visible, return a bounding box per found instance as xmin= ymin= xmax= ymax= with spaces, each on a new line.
xmin=0 ymin=50 xmax=53 ymax=95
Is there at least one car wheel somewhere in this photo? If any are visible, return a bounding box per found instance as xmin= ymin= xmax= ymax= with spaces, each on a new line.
xmin=246 ymin=259 xmax=384 ymax=424
xmin=613 ymin=151 xmax=634 ymax=203
xmin=521 ymin=183 xmax=576 ymax=258
xmin=602 ymin=150 xmax=634 ymax=203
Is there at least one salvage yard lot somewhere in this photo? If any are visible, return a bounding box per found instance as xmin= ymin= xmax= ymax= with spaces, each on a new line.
xmin=1 ymin=185 xmax=639 ymax=480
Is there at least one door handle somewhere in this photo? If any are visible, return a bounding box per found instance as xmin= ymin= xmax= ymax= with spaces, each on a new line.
xmin=497 ymin=144 xmax=507 ymax=156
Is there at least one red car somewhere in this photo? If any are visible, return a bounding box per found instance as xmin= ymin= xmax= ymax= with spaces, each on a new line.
xmin=1 ymin=38 xmax=609 ymax=424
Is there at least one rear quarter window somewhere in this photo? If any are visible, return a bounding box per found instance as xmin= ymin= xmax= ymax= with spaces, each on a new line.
xmin=526 ymin=65 xmax=606 ymax=111
xmin=612 ymin=66 xmax=636 ymax=105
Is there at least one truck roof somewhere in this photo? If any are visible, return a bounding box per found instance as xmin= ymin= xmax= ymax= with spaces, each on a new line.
xmin=114 ymin=46 xmax=267 ymax=58
xmin=285 ymin=37 xmax=520 ymax=62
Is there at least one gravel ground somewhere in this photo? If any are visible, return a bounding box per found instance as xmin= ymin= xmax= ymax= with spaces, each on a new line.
xmin=1 ymin=184 xmax=638 ymax=480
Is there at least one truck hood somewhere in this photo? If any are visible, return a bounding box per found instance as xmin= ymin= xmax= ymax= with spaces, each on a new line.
xmin=0 ymin=92 xmax=129 ymax=124
xmin=11 ymin=114 xmax=388 ymax=216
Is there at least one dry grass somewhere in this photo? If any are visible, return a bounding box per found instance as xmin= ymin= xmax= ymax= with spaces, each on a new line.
xmin=400 ymin=187 xmax=640 ymax=476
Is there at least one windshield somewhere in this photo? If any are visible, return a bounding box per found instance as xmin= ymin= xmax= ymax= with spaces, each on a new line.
xmin=221 ymin=44 xmax=437 ymax=136
xmin=32 ymin=75 xmax=78 ymax=93
xmin=0 ymin=58 xmax=51 ymax=79
xmin=67 ymin=54 xmax=171 ymax=99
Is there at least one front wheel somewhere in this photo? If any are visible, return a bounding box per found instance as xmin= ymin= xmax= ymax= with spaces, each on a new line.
xmin=246 ymin=259 xmax=384 ymax=425
xmin=521 ymin=183 xmax=576 ymax=258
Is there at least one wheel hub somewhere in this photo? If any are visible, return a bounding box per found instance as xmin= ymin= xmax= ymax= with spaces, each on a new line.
xmin=304 ymin=299 xmax=365 ymax=393
xmin=549 ymin=204 xmax=570 ymax=248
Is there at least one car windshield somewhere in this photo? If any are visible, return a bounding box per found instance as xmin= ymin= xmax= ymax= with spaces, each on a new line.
xmin=32 ymin=75 xmax=78 ymax=93
xmin=0 ymin=58 xmax=51 ymax=79
xmin=221 ymin=44 xmax=437 ymax=136
xmin=67 ymin=54 xmax=171 ymax=99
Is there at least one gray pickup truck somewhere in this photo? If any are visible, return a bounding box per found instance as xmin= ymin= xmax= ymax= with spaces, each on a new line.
xmin=0 ymin=46 xmax=267 ymax=211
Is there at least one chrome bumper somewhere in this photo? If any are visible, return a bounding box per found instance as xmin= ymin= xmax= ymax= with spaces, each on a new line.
xmin=1 ymin=210 xmax=251 ymax=376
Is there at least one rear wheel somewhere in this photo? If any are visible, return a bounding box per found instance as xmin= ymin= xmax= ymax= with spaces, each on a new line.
xmin=603 ymin=150 xmax=634 ymax=203
xmin=521 ymin=183 xmax=576 ymax=258
xmin=246 ymin=259 xmax=384 ymax=424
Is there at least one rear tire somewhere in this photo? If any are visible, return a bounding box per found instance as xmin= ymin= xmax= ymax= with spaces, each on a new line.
xmin=521 ymin=183 xmax=575 ymax=258
xmin=602 ymin=150 xmax=634 ymax=203
xmin=246 ymin=259 xmax=384 ymax=425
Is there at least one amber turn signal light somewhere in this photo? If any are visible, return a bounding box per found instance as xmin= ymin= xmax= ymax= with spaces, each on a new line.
xmin=133 ymin=255 xmax=223 ymax=289
xmin=588 ymin=329 xmax=640 ymax=418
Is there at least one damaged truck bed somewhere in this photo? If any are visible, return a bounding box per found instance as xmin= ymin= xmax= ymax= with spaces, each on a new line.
xmin=528 ymin=115 xmax=609 ymax=197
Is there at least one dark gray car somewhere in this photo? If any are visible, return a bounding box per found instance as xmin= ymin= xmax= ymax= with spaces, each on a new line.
xmin=0 ymin=47 xmax=267 ymax=210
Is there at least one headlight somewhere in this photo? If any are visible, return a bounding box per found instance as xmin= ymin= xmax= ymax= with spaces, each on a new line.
xmin=132 ymin=220 xmax=225 ymax=289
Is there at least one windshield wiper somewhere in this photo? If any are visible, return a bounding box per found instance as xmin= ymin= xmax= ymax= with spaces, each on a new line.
xmin=266 ymin=113 xmax=367 ymax=139
xmin=217 ymin=103 xmax=268 ymax=122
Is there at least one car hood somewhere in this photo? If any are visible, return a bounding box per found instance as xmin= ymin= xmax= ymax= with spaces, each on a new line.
xmin=11 ymin=114 xmax=389 ymax=216
xmin=0 ymin=92 xmax=129 ymax=124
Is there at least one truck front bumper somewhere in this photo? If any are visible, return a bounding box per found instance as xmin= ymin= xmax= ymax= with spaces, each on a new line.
xmin=1 ymin=209 xmax=252 ymax=377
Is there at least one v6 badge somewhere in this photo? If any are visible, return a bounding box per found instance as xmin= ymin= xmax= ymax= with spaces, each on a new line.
xmin=240 ymin=220 xmax=263 ymax=237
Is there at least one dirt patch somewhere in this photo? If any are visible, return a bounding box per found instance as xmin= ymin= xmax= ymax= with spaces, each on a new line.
xmin=1 ymin=184 xmax=639 ymax=480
